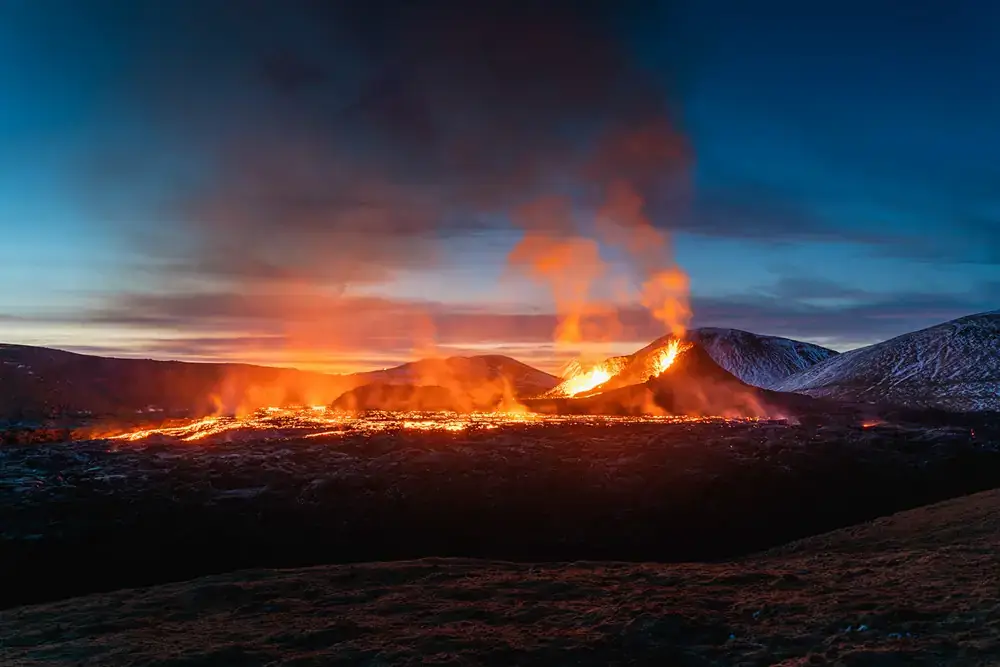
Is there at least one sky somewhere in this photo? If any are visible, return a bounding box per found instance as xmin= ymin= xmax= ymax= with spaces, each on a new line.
xmin=1 ymin=0 xmax=998 ymax=374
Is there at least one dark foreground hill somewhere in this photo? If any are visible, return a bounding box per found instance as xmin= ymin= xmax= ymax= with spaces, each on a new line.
xmin=775 ymin=310 xmax=1000 ymax=411
xmin=4 ymin=412 xmax=999 ymax=610
xmin=4 ymin=488 xmax=999 ymax=665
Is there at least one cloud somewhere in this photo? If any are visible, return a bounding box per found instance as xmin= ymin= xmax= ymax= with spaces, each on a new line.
xmin=690 ymin=279 xmax=998 ymax=348
xmin=4 ymin=275 xmax=986 ymax=371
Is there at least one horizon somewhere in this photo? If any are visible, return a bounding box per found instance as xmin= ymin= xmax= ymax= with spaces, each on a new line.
xmin=6 ymin=309 xmax=995 ymax=376
xmin=2 ymin=1 xmax=999 ymax=374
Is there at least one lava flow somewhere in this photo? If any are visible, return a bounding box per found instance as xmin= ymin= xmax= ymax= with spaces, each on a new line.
xmin=556 ymin=366 xmax=612 ymax=397
xmin=546 ymin=339 xmax=691 ymax=398
xmin=102 ymin=406 xmax=748 ymax=445
xmin=646 ymin=339 xmax=690 ymax=379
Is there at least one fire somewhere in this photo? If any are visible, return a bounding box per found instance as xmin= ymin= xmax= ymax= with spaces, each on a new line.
xmin=557 ymin=366 xmax=613 ymax=397
xmin=647 ymin=339 xmax=689 ymax=379
xmin=545 ymin=356 xmax=629 ymax=398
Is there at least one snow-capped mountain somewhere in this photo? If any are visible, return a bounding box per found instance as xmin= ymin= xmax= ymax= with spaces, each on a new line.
xmin=774 ymin=311 xmax=1000 ymax=411
xmin=635 ymin=328 xmax=838 ymax=389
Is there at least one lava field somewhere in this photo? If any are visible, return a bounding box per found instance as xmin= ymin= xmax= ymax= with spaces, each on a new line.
xmin=3 ymin=410 xmax=1000 ymax=610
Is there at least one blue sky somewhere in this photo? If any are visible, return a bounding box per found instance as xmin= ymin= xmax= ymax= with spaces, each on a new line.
xmin=1 ymin=0 xmax=997 ymax=372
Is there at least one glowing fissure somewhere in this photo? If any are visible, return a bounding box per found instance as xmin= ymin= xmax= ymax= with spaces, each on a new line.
xmin=647 ymin=339 xmax=689 ymax=379
xmin=104 ymin=406 xmax=751 ymax=444
xmin=557 ymin=367 xmax=612 ymax=397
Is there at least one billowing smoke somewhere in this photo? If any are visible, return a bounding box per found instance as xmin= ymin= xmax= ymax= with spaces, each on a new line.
xmin=87 ymin=0 xmax=690 ymax=369
xmin=508 ymin=121 xmax=692 ymax=364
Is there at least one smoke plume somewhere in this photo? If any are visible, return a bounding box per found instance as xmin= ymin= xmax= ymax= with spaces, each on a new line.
xmin=90 ymin=0 xmax=690 ymax=364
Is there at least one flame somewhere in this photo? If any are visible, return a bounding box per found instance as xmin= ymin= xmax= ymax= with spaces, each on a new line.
xmin=647 ymin=339 xmax=689 ymax=379
xmin=544 ymin=356 xmax=626 ymax=398
xmin=557 ymin=366 xmax=613 ymax=397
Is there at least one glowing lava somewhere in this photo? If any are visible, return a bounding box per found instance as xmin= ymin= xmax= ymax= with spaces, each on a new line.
xmin=558 ymin=366 xmax=613 ymax=397
xmin=101 ymin=407 xmax=749 ymax=445
xmin=647 ymin=339 xmax=689 ymax=380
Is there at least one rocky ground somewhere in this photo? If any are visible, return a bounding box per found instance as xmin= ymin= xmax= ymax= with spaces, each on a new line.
xmin=3 ymin=488 xmax=999 ymax=665
xmin=2 ymin=413 xmax=1000 ymax=612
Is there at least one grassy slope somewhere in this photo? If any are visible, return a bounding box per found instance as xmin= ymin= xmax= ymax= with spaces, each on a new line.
xmin=3 ymin=489 xmax=999 ymax=666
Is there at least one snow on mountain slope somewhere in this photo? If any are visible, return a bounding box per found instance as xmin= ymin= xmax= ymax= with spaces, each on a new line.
xmin=632 ymin=328 xmax=838 ymax=390
xmin=774 ymin=311 xmax=1000 ymax=411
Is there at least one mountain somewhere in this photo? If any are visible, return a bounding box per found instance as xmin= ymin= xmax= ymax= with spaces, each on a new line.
xmin=0 ymin=345 xmax=557 ymax=421
xmin=774 ymin=311 xmax=1000 ymax=411
xmin=333 ymin=357 xmax=559 ymax=412
xmin=355 ymin=355 xmax=559 ymax=397
xmin=540 ymin=328 xmax=837 ymax=400
xmin=0 ymin=344 xmax=346 ymax=421
xmin=331 ymin=383 xmax=463 ymax=412
xmin=527 ymin=343 xmax=782 ymax=418
xmin=683 ymin=328 xmax=838 ymax=389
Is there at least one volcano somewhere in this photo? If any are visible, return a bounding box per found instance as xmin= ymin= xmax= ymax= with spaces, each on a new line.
xmin=330 ymin=355 xmax=560 ymax=412
xmin=525 ymin=339 xmax=780 ymax=417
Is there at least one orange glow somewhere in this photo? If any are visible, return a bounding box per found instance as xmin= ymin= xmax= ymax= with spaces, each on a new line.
xmin=557 ymin=366 xmax=613 ymax=397
xmin=545 ymin=357 xmax=628 ymax=398
xmin=648 ymin=339 xmax=690 ymax=379
xmin=102 ymin=406 xmax=751 ymax=445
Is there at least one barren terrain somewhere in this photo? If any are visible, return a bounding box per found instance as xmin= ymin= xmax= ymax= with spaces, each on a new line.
xmin=3 ymin=412 xmax=999 ymax=612
xmin=3 ymin=488 xmax=999 ymax=665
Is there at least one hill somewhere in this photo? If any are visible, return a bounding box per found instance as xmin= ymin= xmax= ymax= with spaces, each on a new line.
xmin=774 ymin=311 xmax=1000 ymax=411
xmin=0 ymin=345 xmax=557 ymax=421
xmin=4 ymin=489 xmax=998 ymax=665
xmin=684 ymin=327 xmax=838 ymax=389
xmin=529 ymin=343 xmax=785 ymax=417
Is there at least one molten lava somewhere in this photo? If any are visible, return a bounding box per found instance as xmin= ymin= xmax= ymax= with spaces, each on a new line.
xmin=102 ymin=406 xmax=748 ymax=445
xmin=558 ymin=366 xmax=613 ymax=397
xmin=546 ymin=357 xmax=628 ymax=398
xmin=647 ymin=339 xmax=690 ymax=380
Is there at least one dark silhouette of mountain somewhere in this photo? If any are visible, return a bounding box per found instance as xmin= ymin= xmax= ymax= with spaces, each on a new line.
xmin=0 ymin=345 xmax=557 ymax=421
xmin=355 ymin=355 xmax=559 ymax=396
xmin=332 ymin=356 xmax=558 ymax=412
xmin=774 ymin=311 xmax=1000 ymax=411
xmin=331 ymin=383 xmax=462 ymax=412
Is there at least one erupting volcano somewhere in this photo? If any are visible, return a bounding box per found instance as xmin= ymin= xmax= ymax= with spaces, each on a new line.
xmin=524 ymin=336 xmax=779 ymax=419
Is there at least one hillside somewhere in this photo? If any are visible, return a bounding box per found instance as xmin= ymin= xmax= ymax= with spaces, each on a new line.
xmin=4 ymin=489 xmax=998 ymax=665
xmin=0 ymin=345 xmax=557 ymax=421
xmin=528 ymin=344 xmax=787 ymax=417
xmin=774 ymin=311 xmax=1000 ymax=411
xmin=355 ymin=354 xmax=559 ymax=397
xmin=685 ymin=327 xmax=839 ymax=389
